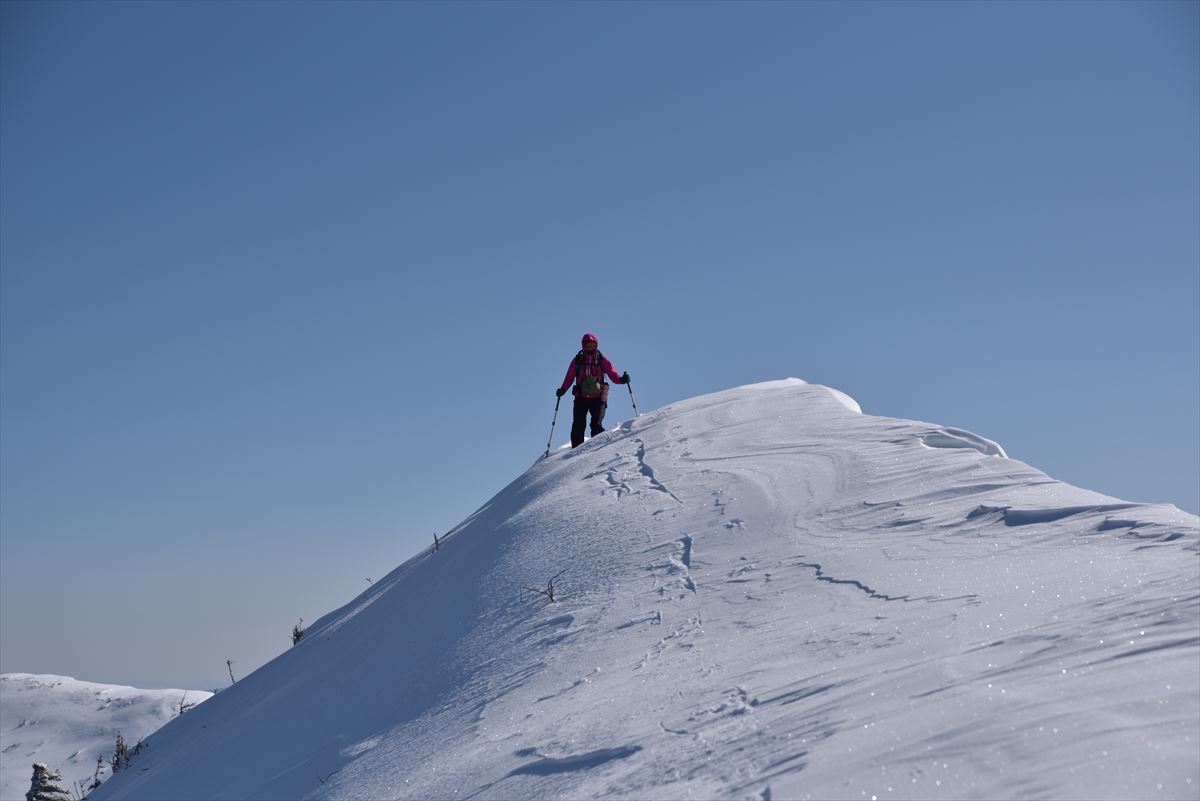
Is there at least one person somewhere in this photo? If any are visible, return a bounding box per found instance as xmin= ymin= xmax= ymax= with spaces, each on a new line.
xmin=556 ymin=332 xmax=629 ymax=448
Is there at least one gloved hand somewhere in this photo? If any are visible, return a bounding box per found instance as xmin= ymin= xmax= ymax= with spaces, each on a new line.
xmin=556 ymin=387 xmax=566 ymax=397
xmin=620 ymin=372 xmax=631 ymax=384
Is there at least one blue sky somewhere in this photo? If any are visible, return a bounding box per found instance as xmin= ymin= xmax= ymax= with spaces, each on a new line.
xmin=2 ymin=1 xmax=1196 ymax=690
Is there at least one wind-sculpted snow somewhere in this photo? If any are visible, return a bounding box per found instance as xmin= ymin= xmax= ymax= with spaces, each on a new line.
xmin=90 ymin=380 xmax=1200 ymax=801
xmin=920 ymin=427 xmax=1007 ymax=458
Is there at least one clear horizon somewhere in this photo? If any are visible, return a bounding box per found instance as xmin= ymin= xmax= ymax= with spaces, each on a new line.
xmin=2 ymin=0 xmax=1197 ymax=691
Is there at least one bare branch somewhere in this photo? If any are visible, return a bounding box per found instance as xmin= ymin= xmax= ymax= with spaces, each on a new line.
xmin=524 ymin=570 xmax=567 ymax=603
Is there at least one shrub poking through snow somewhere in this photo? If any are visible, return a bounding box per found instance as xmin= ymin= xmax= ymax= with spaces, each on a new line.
xmin=525 ymin=570 xmax=566 ymax=603
xmin=25 ymin=763 xmax=70 ymax=801
xmin=291 ymin=618 xmax=306 ymax=646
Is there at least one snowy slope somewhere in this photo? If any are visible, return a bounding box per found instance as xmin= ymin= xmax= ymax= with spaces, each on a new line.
xmin=0 ymin=674 xmax=211 ymax=801
xmin=90 ymin=380 xmax=1199 ymax=801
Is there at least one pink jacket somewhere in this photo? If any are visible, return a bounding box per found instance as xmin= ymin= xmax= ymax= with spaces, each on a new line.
xmin=560 ymin=352 xmax=622 ymax=400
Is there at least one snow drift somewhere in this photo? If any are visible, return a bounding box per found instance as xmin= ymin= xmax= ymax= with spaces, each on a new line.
xmin=89 ymin=379 xmax=1199 ymax=801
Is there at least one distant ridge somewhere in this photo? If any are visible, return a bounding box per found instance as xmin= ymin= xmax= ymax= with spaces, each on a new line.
xmin=0 ymin=674 xmax=212 ymax=801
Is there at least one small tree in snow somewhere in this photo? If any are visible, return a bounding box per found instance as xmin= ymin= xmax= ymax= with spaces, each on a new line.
xmin=110 ymin=732 xmax=129 ymax=773
xmin=87 ymin=755 xmax=105 ymax=792
xmin=291 ymin=618 xmax=306 ymax=645
xmin=25 ymin=763 xmax=70 ymax=801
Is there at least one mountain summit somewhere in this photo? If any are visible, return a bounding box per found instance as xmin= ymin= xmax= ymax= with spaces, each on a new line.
xmin=91 ymin=380 xmax=1199 ymax=801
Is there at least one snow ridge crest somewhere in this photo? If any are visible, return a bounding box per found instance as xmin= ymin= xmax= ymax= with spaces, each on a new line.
xmin=87 ymin=379 xmax=1199 ymax=801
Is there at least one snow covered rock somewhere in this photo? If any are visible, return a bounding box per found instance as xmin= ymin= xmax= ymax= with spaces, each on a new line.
xmin=88 ymin=380 xmax=1199 ymax=801
xmin=0 ymin=675 xmax=211 ymax=801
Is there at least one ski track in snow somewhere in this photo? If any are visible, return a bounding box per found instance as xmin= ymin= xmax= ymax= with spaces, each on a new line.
xmin=87 ymin=380 xmax=1200 ymax=801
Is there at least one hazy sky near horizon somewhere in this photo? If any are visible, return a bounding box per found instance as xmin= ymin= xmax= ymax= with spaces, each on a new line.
xmin=2 ymin=1 xmax=1197 ymax=690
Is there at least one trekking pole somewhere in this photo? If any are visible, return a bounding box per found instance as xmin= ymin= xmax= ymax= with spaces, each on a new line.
xmin=543 ymin=395 xmax=562 ymax=458
xmin=626 ymin=378 xmax=640 ymax=417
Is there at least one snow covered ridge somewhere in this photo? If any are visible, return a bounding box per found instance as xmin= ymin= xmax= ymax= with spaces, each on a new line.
xmin=0 ymin=674 xmax=212 ymax=801
xmin=90 ymin=380 xmax=1198 ymax=801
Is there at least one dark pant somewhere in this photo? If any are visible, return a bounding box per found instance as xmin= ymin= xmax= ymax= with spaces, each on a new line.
xmin=571 ymin=396 xmax=606 ymax=447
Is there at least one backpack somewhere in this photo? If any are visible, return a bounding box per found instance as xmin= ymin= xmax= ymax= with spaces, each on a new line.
xmin=575 ymin=350 xmax=607 ymax=397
